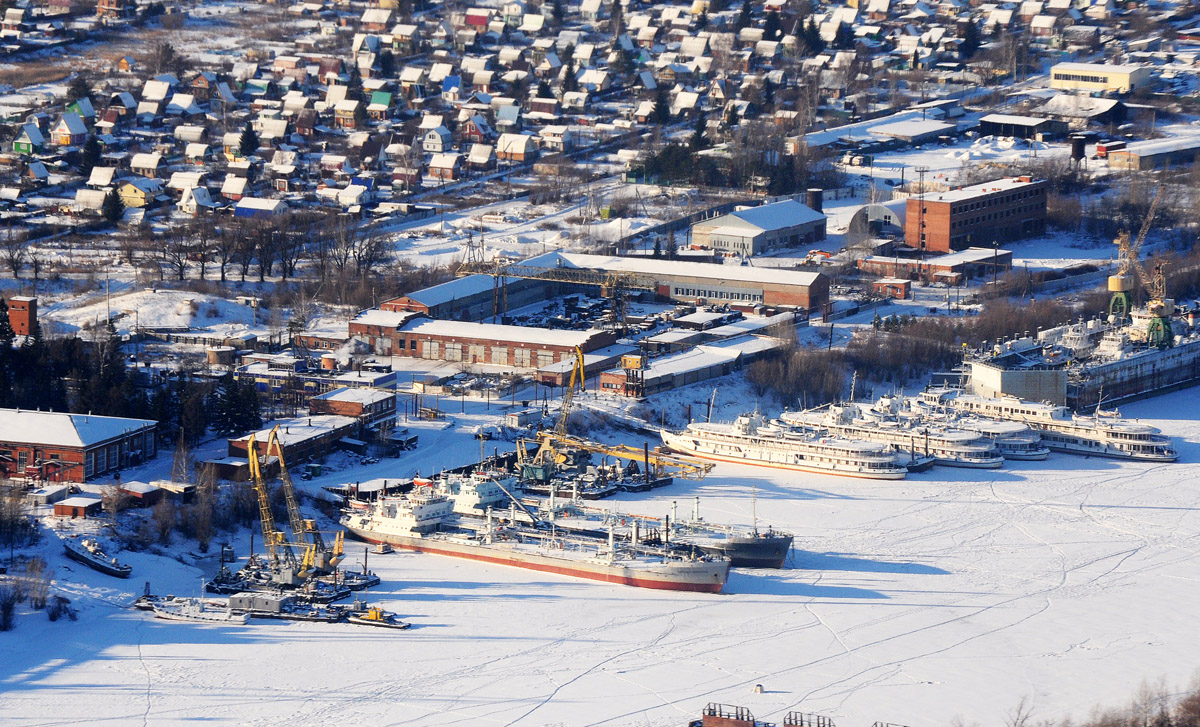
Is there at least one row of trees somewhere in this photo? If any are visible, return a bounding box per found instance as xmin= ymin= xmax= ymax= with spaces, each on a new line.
xmin=748 ymin=298 xmax=1074 ymax=406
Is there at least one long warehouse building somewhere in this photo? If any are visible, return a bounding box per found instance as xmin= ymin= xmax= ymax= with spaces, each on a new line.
xmin=519 ymin=251 xmax=829 ymax=312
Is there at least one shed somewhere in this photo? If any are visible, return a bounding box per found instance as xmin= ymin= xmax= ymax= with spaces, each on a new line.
xmin=55 ymin=496 xmax=102 ymax=517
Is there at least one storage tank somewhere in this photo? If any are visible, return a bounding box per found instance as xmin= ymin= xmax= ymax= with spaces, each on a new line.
xmin=321 ymin=353 xmax=338 ymax=370
xmin=1070 ymin=136 xmax=1087 ymax=161
xmin=805 ymin=188 xmax=824 ymax=212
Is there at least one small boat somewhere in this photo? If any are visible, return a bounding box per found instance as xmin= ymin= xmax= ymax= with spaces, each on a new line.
xmin=372 ymin=542 xmax=394 ymax=555
xmin=64 ymin=538 xmax=132 ymax=578
xmin=152 ymin=598 xmax=249 ymax=625
xmin=347 ymin=605 xmax=410 ymax=630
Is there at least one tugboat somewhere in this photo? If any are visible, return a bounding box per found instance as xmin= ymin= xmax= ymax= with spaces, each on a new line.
xmin=346 ymin=604 xmax=411 ymax=630
xmin=63 ymin=537 xmax=132 ymax=578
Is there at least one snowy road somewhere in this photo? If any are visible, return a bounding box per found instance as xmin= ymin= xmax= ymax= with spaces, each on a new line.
xmin=4 ymin=391 xmax=1200 ymax=726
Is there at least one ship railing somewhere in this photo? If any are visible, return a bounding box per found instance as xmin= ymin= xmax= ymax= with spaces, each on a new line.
xmin=783 ymin=712 xmax=835 ymax=727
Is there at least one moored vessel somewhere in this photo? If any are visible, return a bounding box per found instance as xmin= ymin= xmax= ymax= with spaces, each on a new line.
xmin=661 ymin=413 xmax=909 ymax=480
xmin=152 ymin=598 xmax=249 ymax=624
xmin=340 ymin=491 xmax=730 ymax=593
xmin=63 ymin=537 xmax=132 ymax=578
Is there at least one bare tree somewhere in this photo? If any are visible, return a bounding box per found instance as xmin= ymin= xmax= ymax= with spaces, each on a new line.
xmin=1 ymin=225 xmax=26 ymax=278
xmin=159 ymin=226 xmax=191 ymax=281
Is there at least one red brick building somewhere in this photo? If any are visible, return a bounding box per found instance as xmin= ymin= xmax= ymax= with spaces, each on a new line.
xmin=228 ymin=415 xmax=359 ymax=463
xmin=7 ymin=296 xmax=35 ymax=336
xmin=363 ymin=316 xmax=617 ymax=368
xmin=55 ymin=496 xmax=102 ymax=517
xmin=0 ymin=409 xmax=157 ymax=482
xmin=904 ymin=176 xmax=1047 ymax=254
xmin=309 ymin=387 xmax=396 ymax=429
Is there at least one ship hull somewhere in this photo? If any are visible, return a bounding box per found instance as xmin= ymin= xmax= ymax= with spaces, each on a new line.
xmin=63 ymin=542 xmax=131 ymax=578
xmin=680 ymin=535 xmax=794 ymax=569
xmin=996 ymin=447 xmax=1051 ymax=461
xmin=661 ymin=432 xmax=906 ymax=480
xmin=344 ymin=527 xmax=729 ymax=593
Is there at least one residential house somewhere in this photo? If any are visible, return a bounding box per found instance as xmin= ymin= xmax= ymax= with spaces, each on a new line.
xmin=423 ymin=125 xmax=453 ymax=153
xmin=334 ymin=99 xmax=362 ymax=129
xmin=429 ymin=152 xmax=464 ymax=181
xmin=130 ymin=153 xmax=165 ymax=178
xmin=12 ymin=124 xmax=44 ymax=155
xmin=118 ymin=178 xmax=165 ymax=208
xmin=460 ymin=114 xmax=493 ymax=143
xmin=496 ymin=132 xmax=537 ymax=161
xmin=51 ymin=113 xmax=88 ymax=146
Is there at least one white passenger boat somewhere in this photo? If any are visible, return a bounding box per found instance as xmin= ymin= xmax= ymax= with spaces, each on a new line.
xmin=780 ymin=399 xmax=1004 ymax=469
xmin=920 ymin=388 xmax=1177 ymax=462
xmin=660 ymin=413 xmax=909 ymax=480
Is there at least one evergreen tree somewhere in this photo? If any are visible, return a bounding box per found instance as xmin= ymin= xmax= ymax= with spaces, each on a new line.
xmin=610 ymin=0 xmax=624 ymax=38
xmin=736 ymin=0 xmax=752 ymax=30
xmin=0 ymin=298 xmax=12 ymax=351
xmin=551 ymin=0 xmax=565 ymax=27
xmin=833 ymin=22 xmax=854 ymax=49
xmin=101 ymin=188 xmax=124 ymax=224
xmin=762 ymin=77 xmax=776 ymax=107
xmin=536 ymin=79 xmax=553 ymax=98
xmin=696 ymin=9 xmax=708 ymax=30
xmin=652 ymin=86 xmax=671 ymax=125
xmin=802 ymin=17 xmax=824 ymax=55
xmin=79 ymin=135 xmax=102 ymax=175
xmin=347 ymin=66 xmax=363 ymax=100
xmin=665 ymin=230 xmax=678 ymax=259
xmin=690 ymin=113 xmax=708 ymax=150
xmin=562 ymin=58 xmax=578 ymax=93
xmin=66 ymin=74 xmax=92 ymax=102
xmin=653 ymin=239 xmax=662 ymax=257
xmin=378 ymin=48 xmax=395 ymax=77
xmin=209 ymin=374 xmax=239 ymax=437
xmin=238 ymin=122 xmax=259 ymax=158
xmin=959 ymin=21 xmax=981 ymax=59
xmin=764 ymin=10 xmax=782 ymax=40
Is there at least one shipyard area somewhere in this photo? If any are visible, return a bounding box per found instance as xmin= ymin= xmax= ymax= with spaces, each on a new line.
xmin=2 ymin=388 xmax=1198 ymax=727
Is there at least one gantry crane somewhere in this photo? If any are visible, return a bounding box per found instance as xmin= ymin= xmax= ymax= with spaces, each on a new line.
xmin=1108 ymin=184 xmax=1174 ymax=346
xmin=247 ymin=433 xmax=314 ymax=586
xmin=267 ymin=426 xmax=344 ymax=573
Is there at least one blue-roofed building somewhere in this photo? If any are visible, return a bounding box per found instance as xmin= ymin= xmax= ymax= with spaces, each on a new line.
xmin=691 ymin=199 xmax=827 ymax=256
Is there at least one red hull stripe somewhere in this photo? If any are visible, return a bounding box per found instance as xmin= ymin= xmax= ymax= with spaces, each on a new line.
xmin=356 ymin=535 xmax=725 ymax=593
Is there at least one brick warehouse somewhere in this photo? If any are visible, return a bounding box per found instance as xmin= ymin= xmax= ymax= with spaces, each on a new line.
xmin=347 ymin=310 xmax=617 ymax=367
xmin=519 ymin=251 xmax=830 ymax=312
xmin=904 ymin=177 xmax=1047 ymax=254
xmin=0 ymin=409 xmax=158 ymax=482
xmin=7 ymin=296 xmax=36 ymax=336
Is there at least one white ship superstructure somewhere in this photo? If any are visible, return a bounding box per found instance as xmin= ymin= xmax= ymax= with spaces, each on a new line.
xmin=921 ymin=388 xmax=1177 ymax=462
xmin=780 ymin=398 xmax=1003 ymax=468
xmin=660 ymin=413 xmax=909 ymax=479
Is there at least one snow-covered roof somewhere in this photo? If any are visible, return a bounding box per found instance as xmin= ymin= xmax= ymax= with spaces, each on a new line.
xmin=313 ymin=387 xmax=394 ymax=405
xmin=397 ymin=318 xmax=605 ymax=348
xmin=523 ymin=251 xmax=824 ymax=289
xmin=232 ymin=415 xmax=359 ymax=447
xmin=709 ymin=199 xmax=826 ymax=232
xmin=352 ymin=309 xmax=423 ymax=328
xmin=0 ymin=409 xmax=156 ymax=449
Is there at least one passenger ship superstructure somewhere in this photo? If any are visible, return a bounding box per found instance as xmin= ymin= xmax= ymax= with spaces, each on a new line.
xmin=779 ymin=397 xmax=1004 ymax=468
xmin=660 ymin=413 xmax=910 ymax=479
xmin=920 ymin=388 xmax=1177 ymax=461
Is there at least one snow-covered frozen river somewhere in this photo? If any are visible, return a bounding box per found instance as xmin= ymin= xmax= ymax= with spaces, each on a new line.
xmin=3 ymin=389 xmax=1199 ymax=727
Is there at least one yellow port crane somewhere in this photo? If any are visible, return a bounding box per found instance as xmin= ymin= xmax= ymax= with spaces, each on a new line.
xmin=1108 ymin=184 xmax=1174 ymax=346
xmin=267 ymin=426 xmax=344 ymax=573
xmin=247 ymin=434 xmax=315 ymax=585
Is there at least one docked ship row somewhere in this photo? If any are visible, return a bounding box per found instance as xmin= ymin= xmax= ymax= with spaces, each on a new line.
xmin=659 ymin=388 xmax=1177 ymax=481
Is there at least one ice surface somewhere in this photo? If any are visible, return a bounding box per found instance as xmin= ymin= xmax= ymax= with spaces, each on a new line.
xmin=3 ymin=389 xmax=1200 ymax=726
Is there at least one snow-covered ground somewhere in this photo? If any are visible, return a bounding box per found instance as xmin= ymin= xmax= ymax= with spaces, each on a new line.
xmin=4 ymin=386 xmax=1200 ymax=726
